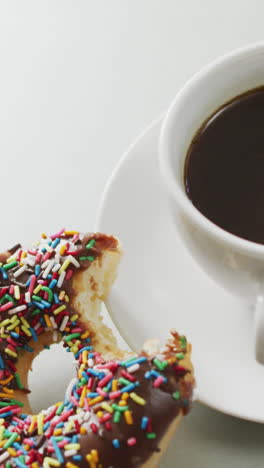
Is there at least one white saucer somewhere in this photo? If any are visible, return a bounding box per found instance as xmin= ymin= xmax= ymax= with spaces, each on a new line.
xmin=97 ymin=117 xmax=264 ymax=423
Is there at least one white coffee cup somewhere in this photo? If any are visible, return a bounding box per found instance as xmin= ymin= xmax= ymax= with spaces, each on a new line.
xmin=159 ymin=43 xmax=264 ymax=363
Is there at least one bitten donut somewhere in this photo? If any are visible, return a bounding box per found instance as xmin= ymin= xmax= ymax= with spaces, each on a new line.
xmin=0 ymin=229 xmax=194 ymax=467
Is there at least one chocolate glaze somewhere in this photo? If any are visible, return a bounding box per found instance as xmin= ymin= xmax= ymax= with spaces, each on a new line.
xmin=78 ymin=361 xmax=192 ymax=468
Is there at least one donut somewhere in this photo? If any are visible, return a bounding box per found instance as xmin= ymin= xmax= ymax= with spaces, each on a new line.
xmin=0 ymin=229 xmax=194 ymax=467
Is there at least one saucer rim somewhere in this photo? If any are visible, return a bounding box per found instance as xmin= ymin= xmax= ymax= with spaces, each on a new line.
xmin=96 ymin=114 xmax=163 ymax=231
xmin=96 ymin=116 xmax=264 ymax=424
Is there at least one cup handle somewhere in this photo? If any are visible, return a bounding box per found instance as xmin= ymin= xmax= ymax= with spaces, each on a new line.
xmin=254 ymin=295 xmax=264 ymax=363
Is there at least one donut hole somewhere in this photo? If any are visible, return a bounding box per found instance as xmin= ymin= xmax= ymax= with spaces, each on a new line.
xmin=16 ymin=305 xmax=129 ymax=416
xmin=28 ymin=342 xmax=75 ymax=413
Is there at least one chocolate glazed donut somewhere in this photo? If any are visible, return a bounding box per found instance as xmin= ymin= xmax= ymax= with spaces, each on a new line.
xmin=0 ymin=230 xmax=194 ymax=467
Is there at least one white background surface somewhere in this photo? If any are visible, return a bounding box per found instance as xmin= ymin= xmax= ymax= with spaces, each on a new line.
xmin=2 ymin=1 xmax=264 ymax=467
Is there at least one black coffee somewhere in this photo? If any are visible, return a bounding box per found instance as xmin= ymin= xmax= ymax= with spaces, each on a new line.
xmin=185 ymin=86 xmax=264 ymax=244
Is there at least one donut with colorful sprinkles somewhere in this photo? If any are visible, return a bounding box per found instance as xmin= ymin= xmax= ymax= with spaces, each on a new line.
xmin=0 ymin=229 xmax=194 ymax=467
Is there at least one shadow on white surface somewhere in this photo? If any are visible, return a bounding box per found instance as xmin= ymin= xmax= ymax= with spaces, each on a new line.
xmin=162 ymin=403 xmax=264 ymax=468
